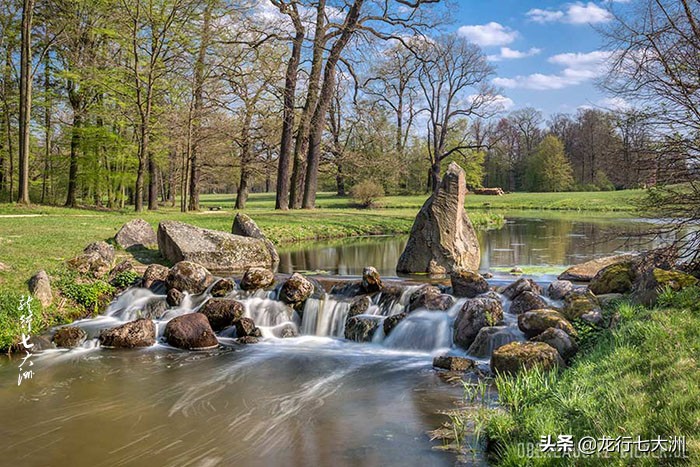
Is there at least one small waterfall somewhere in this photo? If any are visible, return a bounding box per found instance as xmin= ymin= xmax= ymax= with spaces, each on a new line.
xmin=244 ymin=298 xmax=298 ymax=327
xmin=300 ymin=294 xmax=351 ymax=337
xmin=382 ymin=310 xmax=453 ymax=352
xmin=106 ymin=288 xmax=161 ymax=321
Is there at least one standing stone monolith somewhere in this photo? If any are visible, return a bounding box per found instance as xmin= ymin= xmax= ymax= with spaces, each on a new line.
xmin=397 ymin=162 xmax=480 ymax=274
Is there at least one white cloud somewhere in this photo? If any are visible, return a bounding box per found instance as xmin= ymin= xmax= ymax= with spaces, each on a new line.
xmin=457 ymin=22 xmax=518 ymax=47
xmin=596 ymin=96 xmax=631 ymax=110
xmin=468 ymin=94 xmax=515 ymax=112
xmin=488 ymin=47 xmax=542 ymax=61
xmin=493 ymin=50 xmax=614 ymax=90
xmin=527 ymin=2 xmax=612 ymax=25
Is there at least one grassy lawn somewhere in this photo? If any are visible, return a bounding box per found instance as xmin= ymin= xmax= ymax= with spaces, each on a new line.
xmin=449 ymin=287 xmax=700 ymax=466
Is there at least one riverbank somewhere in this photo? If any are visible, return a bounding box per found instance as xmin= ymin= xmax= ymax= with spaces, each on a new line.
xmin=447 ymin=287 xmax=700 ymax=465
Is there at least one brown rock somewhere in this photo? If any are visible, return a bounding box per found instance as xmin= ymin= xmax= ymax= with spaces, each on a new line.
xmin=279 ymin=273 xmax=314 ymax=305
xmin=451 ymin=269 xmax=489 ymax=298
xmin=240 ymin=267 xmax=275 ymax=291
xmin=164 ymin=313 xmax=219 ymax=350
xmin=501 ymin=278 xmax=542 ymax=300
xmin=509 ymin=291 xmax=548 ymax=315
xmin=210 ymin=278 xmax=236 ymax=297
xmin=383 ymin=312 xmax=407 ymax=336
xmin=559 ymin=254 xmax=638 ymax=282
xmin=142 ymin=264 xmax=170 ymax=289
xmin=52 ymin=326 xmax=87 ymax=348
xmin=433 ymin=355 xmax=477 ymax=371
xmin=517 ymin=309 xmax=576 ymax=339
xmin=166 ymin=261 xmax=214 ymax=294
xmin=28 ymin=270 xmax=52 ymax=308
xmin=453 ymin=297 xmax=504 ymax=349
xmin=198 ymin=298 xmax=245 ymax=331
xmin=491 ymin=341 xmax=563 ymax=375
xmin=99 ymin=318 xmax=155 ymax=348
xmin=362 ymin=266 xmax=383 ymax=293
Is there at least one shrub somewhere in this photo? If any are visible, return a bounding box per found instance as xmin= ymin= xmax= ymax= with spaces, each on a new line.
xmin=57 ymin=275 xmax=115 ymax=313
xmin=350 ymin=180 xmax=385 ymax=208
xmin=111 ymin=270 xmax=141 ymax=289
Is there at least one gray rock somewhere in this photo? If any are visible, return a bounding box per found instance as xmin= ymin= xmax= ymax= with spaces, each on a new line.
xmin=52 ymin=326 xmax=87 ymax=348
xmin=344 ymin=316 xmax=380 ymax=342
xmin=67 ymin=241 xmax=115 ymax=277
xmin=451 ymin=269 xmax=489 ymax=298
xmin=99 ymin=318 xmax=155 ymax=348
xmin=141 ymin=298 xmax=168 ymax=319
xmin=517 ymin=309 xmax=576 ymax=339
xmin=433 ymin=355 xmax=476 ymax=371
xmin=362 ymin=266 xmax=383 ymax=293
xmin=240 ymin=267 xmax=275 ymax=291
xmin=397 ymin=162 xmax=480 ymax=274
xmin=408 ymin=285 xmax=455 ymax=312
xmin=547 ymin=280 xmax=574 ymax=300
xmin=142 ymin=264 xmax=170 ymax=289
xmin=453 ymin=297 xmax=504 ymax=349
xmin=532 ymin=327 xmax=578 ymax=361
xmin=198 ymin=298 xmax=245 ymax=331
xmin=166 ymin=261 xmax=214 ymax=294
xmin=501 ymin=278 xmax=542 ymax=300
xmin=164 ymin=313 xmax=219 ymax=350
xmin=559 ymin=254 xmax=638 ymax=282
xmin=84 ymin=241 xmax=115 ymax=263
xmin=211 ymin=278 xmax=236 ymax=297
xmin=115 ymin=218 xmax=157 ymax=249
xmin=158 ymin=220 xmax=275 ymax=272
xmin=279 ymin=273 xmax=313 ymax=305
xmin=509 ymin=291 xmax=548 ymax=315
xmin=167 ymin=288 xmax=183 ymax=307
xmin=28 ymin=270 xmax=52 ymax=307
xmin=231 ymin=213 xmax=280 ymax=270
xmin=466 ymin=326 xmax=520 ymax=358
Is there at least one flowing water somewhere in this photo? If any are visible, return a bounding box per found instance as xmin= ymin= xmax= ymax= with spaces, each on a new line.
xmin=0 ymin=214 xmax=668 ymax=466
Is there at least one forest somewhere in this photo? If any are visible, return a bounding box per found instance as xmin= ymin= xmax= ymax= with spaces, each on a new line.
xmin=0 ymin=0 xmax=693 ymax=213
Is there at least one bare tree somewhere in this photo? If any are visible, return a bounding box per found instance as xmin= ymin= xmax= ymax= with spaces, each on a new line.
xmin=416 ymin=34 xmax=495 ymax=192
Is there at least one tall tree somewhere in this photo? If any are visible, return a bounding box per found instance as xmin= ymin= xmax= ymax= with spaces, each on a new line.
xmin=17 ymin=0 xmax=34 ymax=205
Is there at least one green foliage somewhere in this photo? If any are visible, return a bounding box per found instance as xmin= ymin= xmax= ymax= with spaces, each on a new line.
xmin=524 ymin=135 xmax=575 ymax=192
xmin=350 ymin=180 xmax=385 ymax=208
xmin=111 ymin=270 xmax=141 ymax=289
xmin=57 ymin=274 xmax=115 ymax=312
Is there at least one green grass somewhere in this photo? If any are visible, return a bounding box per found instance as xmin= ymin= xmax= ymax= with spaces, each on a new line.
xmin=465 ymin=287 xmax=700 ymax=466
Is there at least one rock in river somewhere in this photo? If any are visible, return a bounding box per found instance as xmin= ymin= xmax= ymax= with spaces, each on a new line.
xmin=517 ymin=309 xmax=576 ymax=339
xmin=531 ymin=327 xmax=578 ymax=362
xmin=240 ymin=267 xmax=275 ymax=291
xmin=558 ymin=254 xmax=638 ymax=282
xmin=53 ymin=326 xmax=87 ymax=349
xmin=491 ymin=341 xmax=563 ymax=375
xmin=451 ymin=269 xmax=489 ymax=298
xmin=345 ymin=316 xmax=380 ymax=342
xmin=166 ymin=261 xmax=214 ymax=295
xmin=279 ymin=273 xmax=314 ymax=306
xmin=509 ymin=291 xmax=548 ymax=315
xmin=453 ymin=297 xmax=504 ymax=349
xmin=164 ymin=313 xmax=219 ymax=350
xmin=99 ymin=318 xmax=156 ymax=348
xmin=198 ymin=298 xmax=245 ymax=331
xmin=397 ymin=162 xmax=480 ymax=274
xmin=158 ymin=220 xmax=276 ymax=272
xmin=433 ymin=355 xmax=476 ymax=372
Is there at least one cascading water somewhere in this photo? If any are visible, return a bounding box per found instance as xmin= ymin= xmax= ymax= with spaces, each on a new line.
xmin=300 ymin=294 xmax=351 ymax=337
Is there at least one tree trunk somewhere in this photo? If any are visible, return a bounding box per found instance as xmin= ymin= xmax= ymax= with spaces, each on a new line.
xmin=41 ymin=52 xmax=50 ymax=204
xmin=235 ymin=115 xmax=252 ymax=209
xmin=302 ymin=0 xmax=364 ymax=209
xmin=148 ymin=152 xmax=158 ymax=210
xmin=430 ymin=160 xmax=441 ymax=193
xmin=336 ymin=163 xmax=345 ymax=196
xmin=17 ymin=0 xmax=35 ymax=205
xmin=4 ymin=48 xmax=13 ymax=201
xmin=275 ymin=29 xmax=304 ymax=210
xmin=65 ymin=114 xmax=81 ymax=207
xmin=290 ymin=0 xmax=326 ymax=209
xmin=135 ymin=121 xmax=147 ymax=212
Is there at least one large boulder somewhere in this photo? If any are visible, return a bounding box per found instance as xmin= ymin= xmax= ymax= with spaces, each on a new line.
xmin=531 ymin=327 xmax=578 ymax=362
xmin=408 ymin=285 xmax=455 ymax=312
xmin=559 ymin=254 xmax=638 ymax=282
xmin=589 ymin=262 xmax=636 ymax=295
xmin=164 ymin=313 xmax=219 ymax=350
xmin=166 ymin=261 xmax=214 ymax=294
xmin=362 ymin=266 xmax=383 ymax=293
xmin=114 ymin=218 xmax=157 ymax=249
xmin=466 ymin=326 xmax=520 ymax=358
xmin=517 ymin=309 xmax=576 ymax=339
xmin=396 ymin=162 xmax=480 ymax=274
xmin=279 ymin=273 xmax=314 ymax=306
xmin=231 ymin=213 xmax=280 ymax=270
xmin=453 ymin=297 xmax=504 ymax=349
xmin=28 ymin=270 xmax=52 ymax=307
xmin=240 ymin=267 xmax=275 ymax=291
xmin=99 ymin=318 xmax=156 ymax=348
xmin=501 ymin=278 xmax=542 ymax=300
xmin=451 ymin=269 xmax=489 ymax=298
xmin=158 ymin=221 xmax=275 ymax=272
xmin=491 ymin=341 xmax=564 ymax=376
xmin=344 ymin=316 xmax=380 ymax=342
xmin=198 ymin=298 xmax=245 ymax=331
xmin=52 ymin=326 xmax=87 ymax=349
xmin=509 ymin=291 xmax=548 ymax=315
xmin=561 ymin=290 xmax=602 ymax=322
xmin=633 ymin=268 xmax=699 ymax=306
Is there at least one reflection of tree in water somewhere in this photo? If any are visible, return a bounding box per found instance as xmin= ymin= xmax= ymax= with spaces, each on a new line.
xmin=276 ymin=218 xmax=672 ymax=275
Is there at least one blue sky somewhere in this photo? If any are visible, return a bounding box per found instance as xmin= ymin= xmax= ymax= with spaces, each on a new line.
xmin=451 ymin=1 xmax=625 ymax=118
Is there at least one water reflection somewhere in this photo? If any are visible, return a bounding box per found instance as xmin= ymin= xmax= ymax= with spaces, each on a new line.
xmin=278 ymin=215 xmax=672 ymax=277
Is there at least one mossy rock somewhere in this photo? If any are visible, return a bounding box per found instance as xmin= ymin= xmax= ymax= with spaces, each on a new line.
xmin=633 ymin=268 xmax=699 ymax=306
xmin=517 ymin=309 xmax=577 ymax=339
xmin=490 ymin=341 xmax=563 ymax=376
xmin=561 ymin=291 xmax=601 ymax=321
xmin=589 ymin=262 xmax=635 ymax=295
